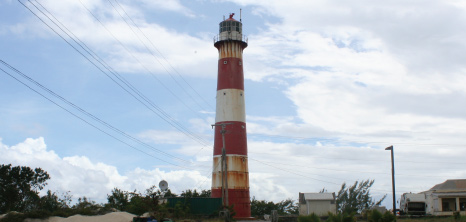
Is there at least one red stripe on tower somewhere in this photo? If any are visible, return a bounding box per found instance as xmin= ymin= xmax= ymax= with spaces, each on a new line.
xmin=211 ymin=13 xmax=251 ymax=219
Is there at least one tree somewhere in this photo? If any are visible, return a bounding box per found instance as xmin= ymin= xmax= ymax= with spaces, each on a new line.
xmin=0 ymin=164 xmax=50 ymax=213
xmin=107 ymin=188 xmax=129 ymax=211
xmin=277 ymin=199 xmax=299 ymax=215
xmin=336 ymin=179 xmax=386 ymax=214
xmin=251 ymin=197 xmax=277 ymax=218
xmin=251 ymin=197 xmax=298 ymax=218
xmin=180 ymin=189 xmax=211 ymax=198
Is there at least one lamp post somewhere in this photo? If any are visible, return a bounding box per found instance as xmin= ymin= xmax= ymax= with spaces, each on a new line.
xmin=385 ymin=145 xmax=396 ymax=215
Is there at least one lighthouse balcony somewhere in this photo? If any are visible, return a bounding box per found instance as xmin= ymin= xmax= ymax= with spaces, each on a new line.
xmin=214 ymin=32 xmax=248 ymax=46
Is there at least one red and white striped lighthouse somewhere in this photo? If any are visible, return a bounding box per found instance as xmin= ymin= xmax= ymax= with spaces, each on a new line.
xmin=211 ymin=13 xmax=250 ymax=218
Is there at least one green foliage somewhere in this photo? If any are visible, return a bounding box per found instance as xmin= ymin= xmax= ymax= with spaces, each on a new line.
xmin=381 ymin=211 xmax=395 ymax=222
xmin=277 ymin=199 xmax=299 ymax=215
xmin=0 ymin=164 xmax=50 ymax=213
xmin=151 ymin=203 xmax=170 ymax=221
xmin=336 ymin=179 xmax=386 ymax=214
xmin=39 ymin=190 xmax=71 ymax=212
xmin=454 ymin=211 xmax=461 ymax=221
xmin=72 ymin=196 xmax=106 ymax=215
xmin=326 ymin=212 xmax=355 ymax=222
xmin=251 ymin=197 xmax=299 ymax=218
xmin=368 ymin=209 xmax=382 ymax=222
xmin=180 ymin=189 xmax=211 ymax=198
xmin=126 ymin=195 xmax=150 ymax=216
xmin=366 ymin=209 xmax=395 ymax=222
xmin=173 ymin=201 xmax=190 ymax=218
xmin=107 ymin=188 xmax=129 ymax=211
xmin=298 ymin=213 xmax=321 ymax=222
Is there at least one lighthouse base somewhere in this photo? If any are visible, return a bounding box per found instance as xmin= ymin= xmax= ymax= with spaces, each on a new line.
xmin=212 ymin=188 xmax=251 ymax=218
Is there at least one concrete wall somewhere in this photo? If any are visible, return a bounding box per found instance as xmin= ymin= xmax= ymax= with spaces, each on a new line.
xmin=299 ymin=200 xmax=336 ymax=216
xmin=425 ymin=191 xmax=466 ymax=216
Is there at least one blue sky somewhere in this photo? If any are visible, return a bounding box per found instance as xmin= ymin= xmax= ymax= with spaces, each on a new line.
xmin=2 ymin=0 xmax=466 ymax=209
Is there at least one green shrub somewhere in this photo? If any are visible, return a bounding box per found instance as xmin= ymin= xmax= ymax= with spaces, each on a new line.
xmin=326 ymin=212 xmax=355 ymax=222
xmin=298 ymin=213 xmax=321 ymax=222
xmin=24 ymin=209 xmax=51 ymax=219
xmin=368 ymin=209 xmax=382 ymax=222
xmin=381 ymin=211 xmax=395 ymax=222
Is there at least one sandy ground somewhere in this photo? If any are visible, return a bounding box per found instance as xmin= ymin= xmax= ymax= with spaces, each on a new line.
xmin=23 ymin=212 xmax=136 ymax=222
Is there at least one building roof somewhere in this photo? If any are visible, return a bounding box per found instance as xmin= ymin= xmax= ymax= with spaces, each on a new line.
xmin=429 ymin=179 xmax=466 ymax=191
xmin=302 ymin=193 xmax=335 ymax=201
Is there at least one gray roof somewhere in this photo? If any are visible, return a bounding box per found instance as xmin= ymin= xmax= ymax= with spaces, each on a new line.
xmin=430 ymin=179 xmax=466 ymax=191
xmin=302 ymin=193 xmax=335 ymax=200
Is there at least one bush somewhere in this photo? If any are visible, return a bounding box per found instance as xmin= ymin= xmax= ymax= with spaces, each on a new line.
xmin=298 ymin=213 xmax=321 ymax=222
xmin=326 ymin=212 xmax=355 ymax=222
xmin=368 ymin=209 xmax=382 ymax=222
xmin=381 ymin=211 xmax=395 ymax=222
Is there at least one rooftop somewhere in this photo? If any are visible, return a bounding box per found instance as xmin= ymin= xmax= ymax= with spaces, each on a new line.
xmin=429 ymin=179 xmax=466 ymax=191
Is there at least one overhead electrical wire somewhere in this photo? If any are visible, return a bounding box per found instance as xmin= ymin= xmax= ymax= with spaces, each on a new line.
xmin=249 ymin=159 xmax=449 ymax=178
xmin=0 ymin=60 xmax=187 ymax=168
xmin=74 ymin=0 xmax=207 ymax=120
xmin=20 ymin=0 xmax=212 ymax=149
xmin=112 ymin=0 xmax=215 ymax=111
xmin=29 ymin=0 xmax=210 ymax=147
xmin=105 ymin=0 xmax=212 ymax=113
xmin=250 ymin=133 xmax=466 ymax=148
xmin=16 ymin=1 xmax=450 ymax=195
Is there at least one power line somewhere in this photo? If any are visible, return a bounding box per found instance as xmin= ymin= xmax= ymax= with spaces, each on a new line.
xmin=250 ymin=159 xmax=450 ymax=178
xmin=0 ymin=59 xmax=192 ymax=164
xmin=250 ymin=133 xmax=466 ymax=148
xmin=77 ymin=0 xmax=208 ymax=120
xmin=0 ymin=60 xmax=187 ymax=168
xmin=21 ymin=0 xmax=211 ymax=148
xmin=30 ymin=0 xmax=210 ymax=147
xmin=249 ymin=150 xmax=466 ymax=165
xmin=112 ymin=0 xmax=215 ymax=111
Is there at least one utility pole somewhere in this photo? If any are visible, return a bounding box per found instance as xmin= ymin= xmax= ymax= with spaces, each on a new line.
xmin=385 ymin=145 xmax=396 ymax=216
xmin=212 ymin=123 xmax=233 ymax=208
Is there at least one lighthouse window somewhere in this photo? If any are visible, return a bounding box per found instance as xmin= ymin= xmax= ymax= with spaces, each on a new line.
xmin=239 ymin=61 xmax=242 ymax=65
xmin=224 ymin=61 xmax=227 ymax=64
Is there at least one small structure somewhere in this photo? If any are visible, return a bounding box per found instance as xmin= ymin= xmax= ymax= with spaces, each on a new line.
xmin=299 ymin=192 xmax=336 ymax=216
xmin=422 ymin=179 xmax=466 ymax=216
xmin=400 ymin=193 xmax=426 ymax=215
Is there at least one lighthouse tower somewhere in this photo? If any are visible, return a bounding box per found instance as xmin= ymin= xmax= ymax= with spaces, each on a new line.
xmin=211 ymin=13 xmax=250 ymax=218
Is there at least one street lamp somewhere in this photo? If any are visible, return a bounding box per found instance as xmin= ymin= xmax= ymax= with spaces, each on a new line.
xmin=385 ymin=145 xmax=396 ymax=215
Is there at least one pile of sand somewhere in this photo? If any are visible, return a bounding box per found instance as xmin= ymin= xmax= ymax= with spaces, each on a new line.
xmin=24 ymin=212 xmax=136 ymax=222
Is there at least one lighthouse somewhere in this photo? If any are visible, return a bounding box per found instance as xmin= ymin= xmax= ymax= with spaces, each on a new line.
xmin=211 ymin=13 xmax=250 ymax=218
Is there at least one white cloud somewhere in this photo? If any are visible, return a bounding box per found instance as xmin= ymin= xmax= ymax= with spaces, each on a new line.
xmin=14 ymin=0 xmax=217 ymax=78
xmin=0 ymin=137 xmax=210 ymax=202
xmin=136 ymin=0 xmax=196 ymax=17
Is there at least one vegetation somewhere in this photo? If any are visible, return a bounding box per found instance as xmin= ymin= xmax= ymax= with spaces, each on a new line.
xmin=298 ymin=213 xmax=321 ymax=222
xmin=336 ymin=179 xmax=386 ymax=214
xmin=0 ymin=164 xmax=50 ymax=213
xmin=250 ymin=197 xmax=299 ymax=218
xmin=326 ymin=212 xmax=356 ymax=222
xmin=2 ymin=164 xmax=463 ymax=222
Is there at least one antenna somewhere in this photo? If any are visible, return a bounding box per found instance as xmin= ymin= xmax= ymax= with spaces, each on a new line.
xmin=240 ymin=8 xmax=242 ymax=22
xmin=159 ymin=180 xmax=168 ymax=192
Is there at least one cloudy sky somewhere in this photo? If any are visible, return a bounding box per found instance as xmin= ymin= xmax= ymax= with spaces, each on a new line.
xmin=1 ymin=0 xmax=466 ymax=209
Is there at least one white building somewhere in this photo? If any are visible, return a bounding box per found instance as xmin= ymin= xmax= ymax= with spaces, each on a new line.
xmin=298 ymin=192 xmax=336 ymax=216
xmin=422 ymin=179 xmax=466 ymax=216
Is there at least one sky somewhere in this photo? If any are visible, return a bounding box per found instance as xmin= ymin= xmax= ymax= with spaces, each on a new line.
xmin=1 ymin=0 xmax=466 ymax=210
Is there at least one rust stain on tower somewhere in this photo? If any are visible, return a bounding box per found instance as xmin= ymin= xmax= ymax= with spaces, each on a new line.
xmin=211 ymin=12 xmax=251 ymax=218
